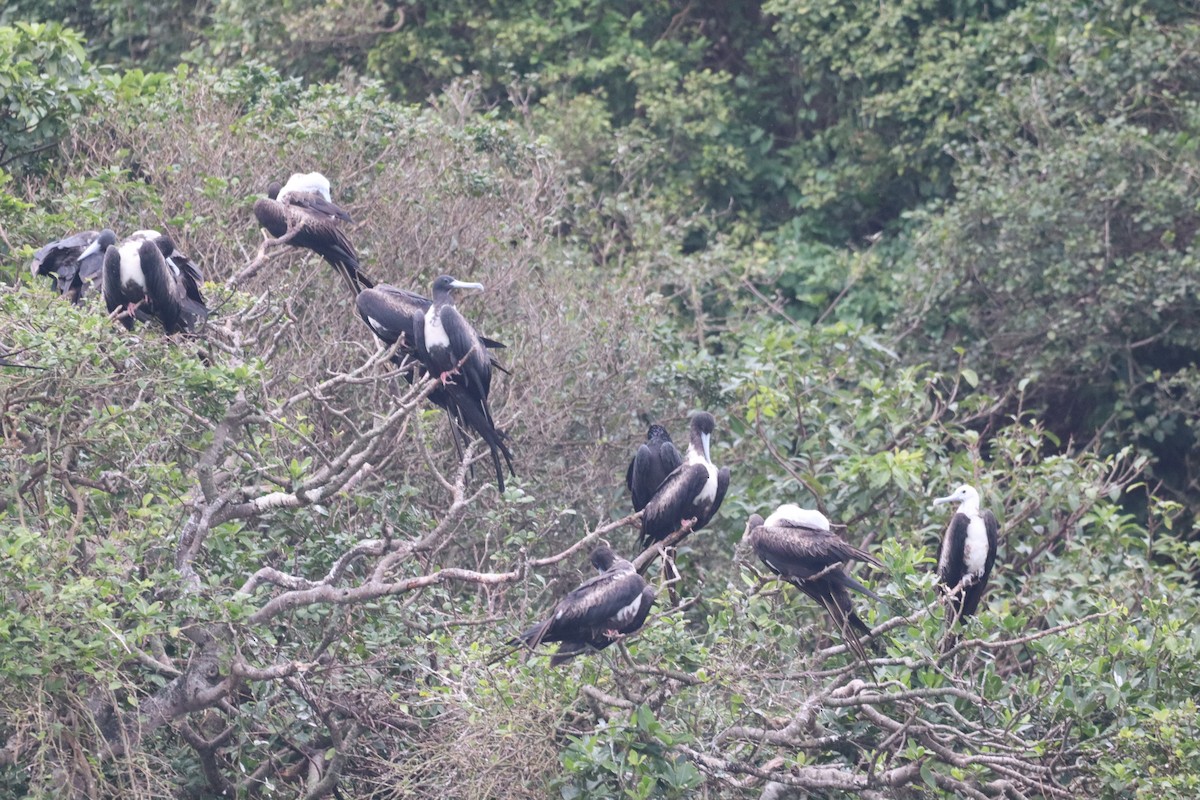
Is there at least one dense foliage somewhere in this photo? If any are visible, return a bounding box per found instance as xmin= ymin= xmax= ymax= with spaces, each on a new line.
xmin=1 ymin=2 xmax=1198 ymax=798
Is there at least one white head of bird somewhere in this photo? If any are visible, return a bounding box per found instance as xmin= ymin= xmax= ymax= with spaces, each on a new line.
xmin=933 ymin=484 xmax=981 ymax=514
xmin=763 ymin=503 xmax=832 ymax=531
xmin=281 ymin=171 xmax=333 ymax=201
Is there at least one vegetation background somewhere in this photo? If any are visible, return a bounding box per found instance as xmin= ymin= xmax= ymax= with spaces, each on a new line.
xmin=1 ymin=1 xmax=1198 ymax=797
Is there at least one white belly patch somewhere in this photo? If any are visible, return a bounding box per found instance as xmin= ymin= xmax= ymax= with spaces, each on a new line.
xmin=963 ymin=516 xmax=989 ymax=576
xmin=424 ymin=308 xmax=450 ymax=349
xmin=693 ymin=463 xmax=718 ymax=505
xmin=118 ymin=243 xmax=146 ymax=290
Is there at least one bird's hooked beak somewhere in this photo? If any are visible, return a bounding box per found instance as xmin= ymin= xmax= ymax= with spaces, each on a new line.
xmin=77 ymin=240 xmax=102 ymax=261
xmin=700 ymin=431 xmax=712 ymax=462
xmin=932 ymin=493 xmax=954 ymax=506
xmin=449 ymin=280 xmax=484 ymax=292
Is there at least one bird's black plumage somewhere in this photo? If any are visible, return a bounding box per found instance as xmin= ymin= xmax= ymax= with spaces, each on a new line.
xmin=640 ymin=411 xmax=729 ymax=546
xmin=745 ymin=505 xmax=883 ymax=665
xmin=626 ymin=424 xmax=684 ymax=512
xmin=933 ymin=484 xmax=998 ymax=621
xmin=357 ymin=280 xmax=513 ymax=491
xmin=95 ymin=230 xmax=207 ymax=334
xmin=252 ymin=172 xmax=372 ymax=296
xmin=30 ymin=230 xmax=107 ymax=303
xmin=515 ymin=546 xmax=655 ymax=666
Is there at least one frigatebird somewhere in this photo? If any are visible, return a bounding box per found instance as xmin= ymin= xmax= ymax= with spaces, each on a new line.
xmin=82 ymin=229 xmax=207 ymax=334
xmin=626 ymin=424 xmax=683 ymax=513
xmin=252 ymin=171 xmax=372 ymax=295
xmin=744 ymin=504 xmax=883 ymax=665
xmin=640 ymin=411 xmax=729 ymax=546
xmin=30 ymin=230 xmax=106 ymax=303
xmin=357 ymin=278 xmax=513 ymax=491
xmin=932 ymin=484 xmax=998 ymax=621
xmin=515 ymin=546 xmax=655 ymax=666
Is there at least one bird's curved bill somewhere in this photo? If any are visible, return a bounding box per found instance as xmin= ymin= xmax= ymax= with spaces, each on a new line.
xmin=449 ymin=280 xmax=485 ymax=291
xmin=77 ymin=240 xmax=102 ymax=261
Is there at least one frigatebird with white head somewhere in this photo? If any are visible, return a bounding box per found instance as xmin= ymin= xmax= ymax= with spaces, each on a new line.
xmin=252 ymin=171 xmax=372 ymax=295
xmin=744 ymin=504 xmax=884 ymax=665
xmin=932 ymin=484 xmax=998 ymax=621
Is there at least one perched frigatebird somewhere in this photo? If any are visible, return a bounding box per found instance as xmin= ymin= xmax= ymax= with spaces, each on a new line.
xmin=515 ymin=545 xmax=655 ymax=666
xmin=640 ymin=411 xmax=729 ymax=546
xmin=357 ymin=277 xmax=513 ymax=491
xmin=744 ymin=504 xmax=883 ymax=665
xmin=626 ymin=424 xmax=683 ymax=513
xmin=30 ymin=230 xmax=107 ymax=303
xmin=932 ymin=484 xmax=998 ymax=621
xmin=252 ymin=171 xmax=372 ymax=295
xmin=82 ymin=229 xmax=207 ymax=334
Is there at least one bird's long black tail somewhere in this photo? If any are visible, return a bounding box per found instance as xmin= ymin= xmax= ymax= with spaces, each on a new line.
xmin=448 ymin=386 xmax=515 ymax=493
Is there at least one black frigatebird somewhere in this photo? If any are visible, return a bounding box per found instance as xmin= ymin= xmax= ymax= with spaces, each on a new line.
xmin=744 ymin=504 xmax=884 ymax=665
xmin=515 ymin=545 xmax=655 ymax=666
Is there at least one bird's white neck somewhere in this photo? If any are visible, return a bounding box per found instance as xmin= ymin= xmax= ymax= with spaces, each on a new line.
xmin=957 ymin=495 xmax=981 ymax=516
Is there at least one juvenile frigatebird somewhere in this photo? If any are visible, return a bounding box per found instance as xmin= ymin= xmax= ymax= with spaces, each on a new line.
xmin=82 ymin=229 xmax=207 ymax=334
xmin=932 ymin=484 xmax=998 ymax=621
xmin=30 ymin=230 xmax=107 ymax=303
xmin=252 ymin=171 xmax=372 ymax=295
xmin=640 ymin=411 xmax=729 ymax=546
xmin=744 ymin=504 xmax=883 ymax=665
xmin=625 ymin=424 xmax=683 ymax=513
xmin=515 ymin=545 xmax=655 ymax=666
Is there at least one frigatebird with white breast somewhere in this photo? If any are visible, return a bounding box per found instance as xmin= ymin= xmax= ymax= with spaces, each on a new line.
xmin=357 ymin=276 xmax=513 ymax=491
xmin=413 ymin=274 xmax=514 ymax=492
xmin=514 ymin=545 xmax=655 ymax=666
xmin=356 ymin=282 xmax=509 ymax=465
xmin=932 ymin=484 xmax=998 ymax=621
xmin=81 ymin=229 xmax=207 ymax=334
xmin=640 ymin=411 xmax=729 ymax=546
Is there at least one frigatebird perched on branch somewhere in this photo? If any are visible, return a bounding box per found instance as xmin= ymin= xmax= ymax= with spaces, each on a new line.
xmin=356 ymin=277 xmax=513 ymax=492
xmin=626 ymin=424 xmax=683 ymax=513
xmin=933 ymin=484 xmax=998 ymax=621
xmin=640 ymin=411 xmax=729 ymax=546
xmin=81 ymin=229 xmax=207 ymax=334
xmin=30 ymin=230 xmax=107 ymax=303
xmin=252 ymin=171 xmax=373 ymax=295
xmin=515 ymin=545 xmax=655 ymax=666
xmin=744 ymin=504 xmax=884 ymax=665
xmin=415 ymin=275 xmax=514 ymax=492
